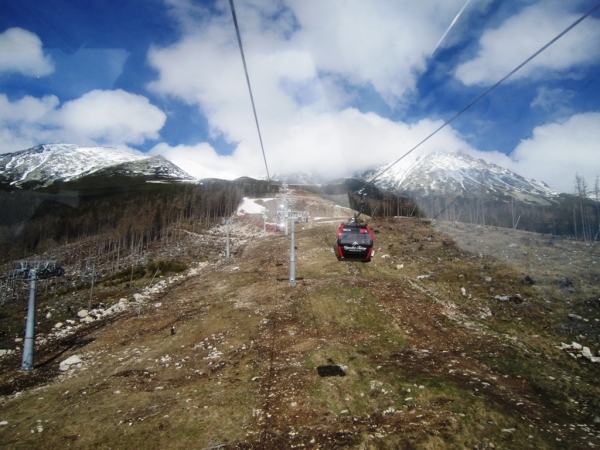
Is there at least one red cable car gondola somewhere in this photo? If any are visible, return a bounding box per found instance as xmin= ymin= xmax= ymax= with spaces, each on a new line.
xmin=334 ymin=189 xmax=374 ymax=262
xmin=334 ymin=222 xmax=374 ymax=262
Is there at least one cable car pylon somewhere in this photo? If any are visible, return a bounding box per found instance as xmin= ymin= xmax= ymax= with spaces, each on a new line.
xmin=289 ymin=217 xmax=296 ymax=286
xmin=10 ymin=260 xmax=64 ymax=371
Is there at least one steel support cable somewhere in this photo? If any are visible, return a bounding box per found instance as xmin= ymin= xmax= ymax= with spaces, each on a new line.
xmin=367 ymin=2 xmax=600 ymax=185
xmin=229 ymin=0 xmax=271 ymax=182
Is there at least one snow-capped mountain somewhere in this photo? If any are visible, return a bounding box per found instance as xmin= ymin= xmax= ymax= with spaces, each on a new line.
xmin=0 ymin=144 xmax=195 ymax=188
xmin=358 ymin=151 xmax=559 ymax=205
xmin=90 ymin=155 xmax=195 ymax=181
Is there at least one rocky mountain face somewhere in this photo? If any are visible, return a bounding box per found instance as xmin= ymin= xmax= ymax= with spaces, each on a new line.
xmin=89 ymin=154 xmax=195 ymax=181
xmin=0 ymin=144 xmax=195 ymax=189
xmin=359 ymin=151 xmax=560 ymax=206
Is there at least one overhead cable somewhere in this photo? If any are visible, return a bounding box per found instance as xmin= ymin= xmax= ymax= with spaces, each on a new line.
xmin=368 ymin=1 xmax=600 ymax=185
xmin=228 ymin=0 xmax=271 ymax=181
xmin=432 ymin=0 xmax=473 ymax=55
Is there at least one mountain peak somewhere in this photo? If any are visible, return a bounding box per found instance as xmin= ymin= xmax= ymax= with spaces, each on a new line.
xmin=0 ymin=144 xmax=194 ymax=189
xmin=361 ymin=151 xmax=559 ymax=205
xmin=93 ymin=154 xmax=196 ymax=181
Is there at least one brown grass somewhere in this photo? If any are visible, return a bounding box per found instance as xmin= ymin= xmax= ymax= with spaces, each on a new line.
xmin=0 ymin=191 xmax=599 ymax=449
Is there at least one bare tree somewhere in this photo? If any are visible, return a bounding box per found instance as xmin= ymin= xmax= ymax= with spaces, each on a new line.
xmin=575 ymin=173 xmax=592 ymax=242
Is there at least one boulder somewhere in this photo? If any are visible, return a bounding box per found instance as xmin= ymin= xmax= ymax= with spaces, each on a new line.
xmin=77 ymin=309 xmax=88 ymax=318
xmin=54 ymin=322 xmax=63 ymax=329
xmin=133 ymin=293 xmax=145 ymax=302
xmin=90 ymin=309 xmax=104 ymax=318
xmin=59 ymin=355 xmax=82 ymax=371
xmin=558 ymin=341 xmax=600 ymax=363
xmin=61 ymin=355 xmax=81 ymax=365
xmin=107 ymin=298 xmax=130 ymax=314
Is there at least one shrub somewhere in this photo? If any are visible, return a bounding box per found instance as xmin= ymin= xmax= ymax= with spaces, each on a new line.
xmin=147 ymin=259 xmax=188 ymax=275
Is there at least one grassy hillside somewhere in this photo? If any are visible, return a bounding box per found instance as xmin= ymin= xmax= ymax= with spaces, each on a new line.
xmin=0 ymin=190 xmax=599 ymax=449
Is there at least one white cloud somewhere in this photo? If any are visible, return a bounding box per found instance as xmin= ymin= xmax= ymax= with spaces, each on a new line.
xmin=0 ymin=94 xmax=59 ymax=151
xmin=149 ymin=101 xmax=599 ymax=197
xmin=0 ymin=28 xmax=54 ymax=77
xmin=455 ymin=3 xmax=600 ymax=86
xmin=287 ymin=0 xmax=471 ymax=106
xmin=530 ymin=87 xmax=573 ymax=111
xmin=149 ymin=142 xmax=250 ymax=179
xmin=0 ymin=90 xmax=166 ymax=153
xmin=0 ymin=93 xmax=58 ymax=122
xmin=507 ymin=112 xmax=600 ymax=193
xmin=149 ymin=0 xmax=472 ymax=115
xmin=0 ymin=0 xmax=595 ymax=200
xmin=147 ymin=0 xmax=477 ymax=179
xmin=151 ymin=107 xmax=479 ymax=181
xmin=57 ymin=90 xmax=166 ymax=145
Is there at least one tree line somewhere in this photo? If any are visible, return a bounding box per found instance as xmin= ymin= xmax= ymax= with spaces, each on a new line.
xmin=0 ymin=178 xmax=277 ymax=264
xmin=368 ymin=174 xmax=600 ymax=240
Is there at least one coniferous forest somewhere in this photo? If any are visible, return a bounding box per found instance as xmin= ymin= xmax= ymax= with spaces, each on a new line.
xmin=0 ymin=177 xmax=277 ymax=264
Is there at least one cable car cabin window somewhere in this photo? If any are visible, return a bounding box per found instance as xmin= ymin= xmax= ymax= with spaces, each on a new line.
xmin=339 ymin=229 xmax=372 ymax=245
xmin=335 ymin=224 xmax=374 ymax=262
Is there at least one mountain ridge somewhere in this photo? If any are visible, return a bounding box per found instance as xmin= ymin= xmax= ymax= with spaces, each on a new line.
xmin=0 ymin=144 xmax=196 ymax=189
xmin=358 ymin=151 xmax=560 ymax=206
xmin=0 ymin=145 xmax=569 ymax=209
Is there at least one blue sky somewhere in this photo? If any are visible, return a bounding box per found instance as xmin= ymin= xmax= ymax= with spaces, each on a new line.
xmin=0 ymin=0 xmax=599 ymax=192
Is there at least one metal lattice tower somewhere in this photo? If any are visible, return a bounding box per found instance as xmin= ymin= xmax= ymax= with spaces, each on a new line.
xmin=222 ymin=217 xmax=234 ymax=259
